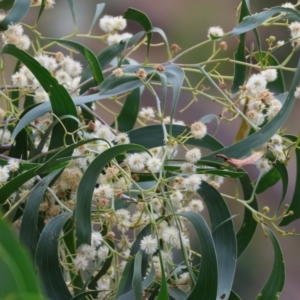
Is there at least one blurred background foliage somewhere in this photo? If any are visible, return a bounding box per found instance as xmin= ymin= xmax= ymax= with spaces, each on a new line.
xmin=2 ymin=1 xmax=300 ymax=299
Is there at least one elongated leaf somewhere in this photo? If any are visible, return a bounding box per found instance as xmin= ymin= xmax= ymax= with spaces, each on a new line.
xmin=0 ymin=217 xmax=42 ymax=297
xmin=67 ymin=0 xmax=76 ymax=26
xmin=279 ymin=135 xmax=300 ymax=225
xmin=89 ymin=3 xmax=105 ymax=33
xmin=124 ymin=8 xmax=152 ymax=57
xmin=231 ymin=0 xmax=249 ymax=94
xmin=36 ymin=0 xmax=47 ymax=24
xmin=237 ymin=174 xmax=258 ymax=257
xmin=202 ymin=55 xmax=300 ymax=160
xmin=165 ymin=65 xmax=185 ymax=125
xmin=88 ymin=240 xmax=114 ymax=290
xmin=150 ymin=27 xmax=170 ymax=54
xmin=256 ymin=227 xmax=285 ymax=299
xmin=199 ymin=181 xmax=236 ymax=300
xmin=20 ymin=170 xmax=62 ymax=258
xmin=111 ymin=88 xmax=140 ymax=131
xmin=157 ymin=245 xmax=169 ymax=300
xmin=227 ymin=7 xmax=300 ymax=37
xmin=179 ymin=212 xmax=218 ymax=300
xmin=35 ymin=213 xmax=73 ymax=300
xmin=116 ymin=259 xmax=134 ymax=298
xmin=76 ymin=144 xmax=149 ymax=247
xmin=118 ymin=265 xmax=155 ymax=300
xmin=256 ymin=167 xmax=280 ymax=194
xmin=0 ymin=0 xmax=30 ymax=30
xmin=133 ymin=250 xmax=143 ymax=300
xmin=49 ymin=39 xmax=104 ymax=84
xmin=2 ymin=45 xmax=78 ymax=154
xmin=273 ymin=161 xmax=288 ymax=211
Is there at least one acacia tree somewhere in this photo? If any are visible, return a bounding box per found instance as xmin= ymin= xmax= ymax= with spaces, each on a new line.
xmin=0 ymin=1 xmax=299 ymax=299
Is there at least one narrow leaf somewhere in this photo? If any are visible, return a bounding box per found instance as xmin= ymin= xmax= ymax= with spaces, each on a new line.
xmin=89 ymin=3 xmax=105 ymax=33
xmin=67 ymin=0 xmax=76 ymax=26
xmin=256 ymin=167 xmax=281 ymax=194
xmin=256 ymin=227 xmax=285 ymax=299
xmin=0 ymin=217 xmax=42 ymax=296
xmin=2 ymin=45 xmax=78 ymax=152
xmin=35 ymin=213 xmax=73 ymax=300
xmin=199 ymin=181 xmax=237 ymax=299
xmin=279 ymin=135 xmax=300 ymax=225
xmin=49 ymin=39 xmax=104 ymax=84
xmin=19 ymin=170 xmax=62 ymax=258
xmin=111 ymin=88 xmax=140 ymax=131
xmin=124 ymin=8 xmax=152 ymax=57
xmin=133 ymin=251 xmax=143 ymax=300
xmin=237 ymin=174 xmax=258 ymax=257
xmin=179 ymin=212 xmax=218 ymax=300
xmin=76 ymin=144 xmax=149 ymax=247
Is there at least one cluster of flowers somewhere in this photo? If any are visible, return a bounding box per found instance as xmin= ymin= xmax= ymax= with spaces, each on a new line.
xmin=1 ymin=23 xmax=31 ymax=51
xmin=11 ymin=51 xmax=82 ymax=103
xmin=99 ymin=15 xmax=133 ymax=46
xmin=241 ymin=69 xmax=281 ymax=125
xmin=63 ymin=116 xmax=230 ymax=298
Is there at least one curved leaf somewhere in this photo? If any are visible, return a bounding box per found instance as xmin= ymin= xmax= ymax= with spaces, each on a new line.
xmin=256 ymin=227 xmax=285 ymax=299
xmin=231 ymin=0 xmax=249 ymax=94
xmin=89 ymin=3 xmax=105 ymax=33
xmin=49 ymin=39 xmax=104 ymax=84
xmin=157 ymin=246 xmax=169 ymax=300
xmin=124 ymin=8 xmax=152 ymax=57
xmin=76 ymin=144 xmax=149 ymax=247
xmin=0 ymin=217 xmax=42 ymax=297
xmin=116 ymin=259 xmax=134 ymax=298
xmin=0 ymin=0 xmax=31 ymax=30
xmin=35 ymin=213 xmax=73 ymax=300
xmin=279 ymin=135 xmax=300 ymax=226
xmin=2 ymin=45 xmax=78 ymax=153
xmin=199 ymin=181 xmax=237 ymax=300
xmin=237 ymin=174 xmax=258 ymax=257
xmin=19 ymin=170 xmax=62 ymax=258
xmin=165 ymin=65 xmax=185 ymax=125
xmin=133 ymin=250 xmax=143 ymax=300
xmin=67 ymin=0 xmax=76 ymax=26
xmin=179 ymin=212 xmax=218 ymax=300
xmin=256 ymin=167 xmax=280 ymax=194
xmin=111 ymin=88 xmax=140 ymax=131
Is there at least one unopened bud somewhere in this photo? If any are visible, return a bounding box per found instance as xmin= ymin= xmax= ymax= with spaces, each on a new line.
xmin=106 ymin=231 xmax=115 ymax=239
xmin=219 ymin=82 xmax=227 ymax=89
xmin=219 ymin=41 xmax=228 ymax=50
xmin=155 ymin=64 xmax=165 ymax=73
xmin=55 ymin=51 xmax=64 ymax=62
xmin=263 ymin=206 xmax=270 ymax=214
xmin=171 ymin=44 xmax=181 ymax=52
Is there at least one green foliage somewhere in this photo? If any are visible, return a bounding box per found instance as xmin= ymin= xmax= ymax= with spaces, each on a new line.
xmin=0 ymin=2 xmax=300 ymax=300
